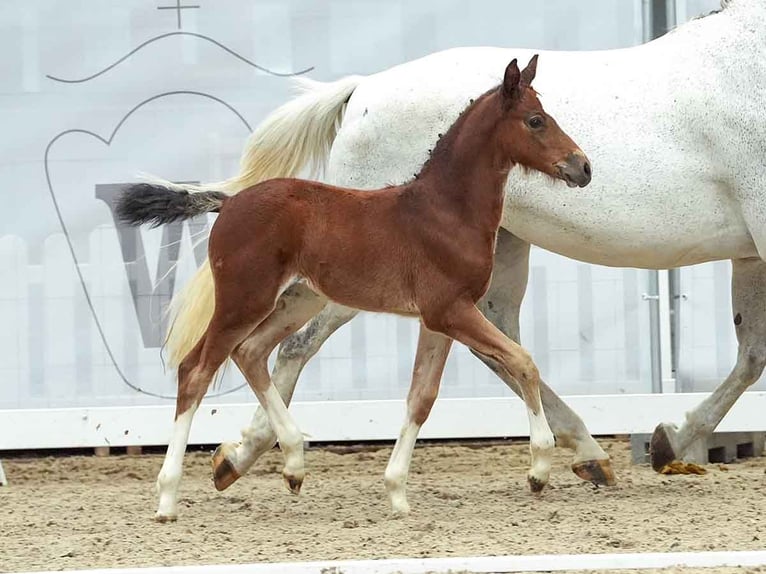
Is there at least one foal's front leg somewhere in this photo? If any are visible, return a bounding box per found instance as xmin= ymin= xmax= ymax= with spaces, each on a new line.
xmin=384 ymin=322 xmax=452 ymax=517
xmin=425 ymin=303 xmax=555 ymax=492
xmin=478 ymin=229 xmax=613 ymax=485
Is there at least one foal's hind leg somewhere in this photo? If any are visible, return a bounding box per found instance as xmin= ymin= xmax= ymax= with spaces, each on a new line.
xmin=230 ymin=329 xmax=310 ymax=494
xmin=384 ymin=322 xmax=452 ymax=517
xmin=651 ymin=257 xmax=766 ymax=470
xmin=155 ymin=309 xmax=268 ymax=521
xmin=424 ymin=303 xmax=555 ymax=492
xmin=155 ymin=262 xmax=290 ymax=521
xmin=211 ymin=283 xmax=327 ymax=490
xmin=214 ymin=302 xmax=360 ymax=486
xmin=155 ymin=335 xmax=208 ymax=522
xmin=477 ymin=229 xmax=613 ymax=485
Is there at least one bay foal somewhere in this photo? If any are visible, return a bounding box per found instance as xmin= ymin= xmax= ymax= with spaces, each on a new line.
xmin=116 ymin=56 xmax=591 ymax=521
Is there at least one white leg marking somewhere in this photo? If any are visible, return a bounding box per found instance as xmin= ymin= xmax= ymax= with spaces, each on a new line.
xmin=571 ymin=437 xmax=609 ymax=464
xmin=226 ymin=287 xmax=333 ymax=477
xmin=255 ymin=383 xmax=305 ymax=488
xmin=231 ymin=350 xmax=305 ymax=474
xmin=384 ymin=420 xmax=421 ymax=517
xmin=229 ymin=409 xmax=277 ymax=474
xmin=527 ymin=405 xmax=555 ymax=490
xmin=156 ymin=405 xmax=197 ymax=520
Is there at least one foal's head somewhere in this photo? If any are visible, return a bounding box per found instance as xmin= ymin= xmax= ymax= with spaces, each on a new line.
xmin=495 ymin=56 xmax=591 ymax=188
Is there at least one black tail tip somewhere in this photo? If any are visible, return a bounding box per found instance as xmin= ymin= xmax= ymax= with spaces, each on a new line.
xmin=114 ymin=183 xmax=188 ymax=228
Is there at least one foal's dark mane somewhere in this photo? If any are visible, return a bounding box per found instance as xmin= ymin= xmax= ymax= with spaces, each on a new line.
xmin=402 ymin=81 xmax=550 ymax=187
xmin=411 ymin=84 xmax=502 ymax=181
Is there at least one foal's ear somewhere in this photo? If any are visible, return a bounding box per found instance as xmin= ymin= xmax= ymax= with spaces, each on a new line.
xmin=521 ymin=54 xmax=538 ymax=87
xmin=502 ymin=58 xmax=522 ymax=101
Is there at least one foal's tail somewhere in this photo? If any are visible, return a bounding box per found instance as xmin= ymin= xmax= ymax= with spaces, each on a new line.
xmin=115 ymin=183 xmax=228 ymax=228
xmin=163 ymin=75 xmax=363 ymax=368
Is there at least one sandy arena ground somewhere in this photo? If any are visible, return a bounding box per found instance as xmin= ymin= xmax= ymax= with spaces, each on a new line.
xmin=1 ymin=438 xmax=765 ymax=573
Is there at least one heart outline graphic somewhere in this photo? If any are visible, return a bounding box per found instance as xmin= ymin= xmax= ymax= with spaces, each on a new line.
xmin=44 ymin=90 xmax=252 ymax=399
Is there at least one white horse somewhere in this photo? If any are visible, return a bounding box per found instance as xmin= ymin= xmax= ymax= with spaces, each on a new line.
xmin=156 ymin=0 xmax=766 ymax=519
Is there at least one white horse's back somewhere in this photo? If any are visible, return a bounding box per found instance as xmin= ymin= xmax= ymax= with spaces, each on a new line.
xmin=331 ymin=4 xmax=765 ymax=268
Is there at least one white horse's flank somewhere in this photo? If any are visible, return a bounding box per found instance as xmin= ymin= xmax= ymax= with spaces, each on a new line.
xmin=156 ymin=0 xmax=766 ymax=519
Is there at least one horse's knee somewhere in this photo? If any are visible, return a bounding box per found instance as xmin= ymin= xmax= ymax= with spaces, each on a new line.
xmin=505 ymin=347 xmax=540 ymax=388
xmin=176 ymin=349 xmax=208 ymax=415
xmin=738 ymin=345 xmax=766 ymax=384
xmin=234 ymin=336 xmax=270 ymax=371
xmin=176 ymin=369 xmax=209 ymax=414
xmin=278 ymin=322 xmax=319 ymax=361
xmin=408 ymin=386 xmax=439 ymax=426
xmin=517 ymin=355 xmax=540 ymax=386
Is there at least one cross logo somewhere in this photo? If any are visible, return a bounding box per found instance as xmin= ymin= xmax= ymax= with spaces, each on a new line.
xmin=157 ymin=0 xmax=201 ymax=30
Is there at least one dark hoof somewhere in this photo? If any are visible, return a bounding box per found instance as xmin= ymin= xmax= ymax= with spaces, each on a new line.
xmin=650 ymin=423 xmax=679 ymax=472
xmin=153 ymin=513 xmax=178 ymax=523
xmin=571 ymin=459 xmax=617 ymax=486
xmin=212 ymin=445 xmax=241 ymax=491
xmin=527 ymin=475 xmax=546 ymax=493
xmin=284 ymin=475 xmax=303 ymax=495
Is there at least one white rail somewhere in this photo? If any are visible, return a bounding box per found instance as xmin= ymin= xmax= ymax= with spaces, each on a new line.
xmin=12 ymin=550 xmax=766 ymax=574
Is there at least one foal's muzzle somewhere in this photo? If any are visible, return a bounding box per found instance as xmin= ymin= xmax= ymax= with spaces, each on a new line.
xmin=556 ymin=152 xmax=592 ymax=188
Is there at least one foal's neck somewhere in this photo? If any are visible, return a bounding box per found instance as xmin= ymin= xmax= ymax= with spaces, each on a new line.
xmin=416 ymin=90 xmax=511 ymax=223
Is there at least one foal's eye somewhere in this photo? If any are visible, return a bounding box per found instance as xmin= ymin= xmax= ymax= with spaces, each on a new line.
xmin=527 ymin=115 xmax=545 ymax=129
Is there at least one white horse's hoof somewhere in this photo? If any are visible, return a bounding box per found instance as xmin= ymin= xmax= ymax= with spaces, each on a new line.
xmin=153 ymin=512 xmax=178 ymax=523
xmin=650 ymin=422 xmax=681 ymax=472
xmin=390 ymin=502 xmax=411 ymax=519
xmin=527 ymin=471 xmax=550 ymax=494
xmin=283 ymin=470 xmax=304 ymax=494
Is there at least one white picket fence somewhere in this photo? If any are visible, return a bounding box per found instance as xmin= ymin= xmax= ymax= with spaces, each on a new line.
xmin=0 ymin=231 xmax=657 ymax=413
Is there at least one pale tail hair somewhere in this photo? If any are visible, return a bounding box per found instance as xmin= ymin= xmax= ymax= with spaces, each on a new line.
xmin=163 ymin=74 xmax=363 ymax=368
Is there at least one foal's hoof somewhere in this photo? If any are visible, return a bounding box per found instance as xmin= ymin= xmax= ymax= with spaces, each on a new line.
xmin=527 ymin=474 xmax=547 ymax=494
xmin=571 ymin=458 xmax=616 ymax=486
xmin=283 ymin=472 xmax=304 ymax=495
xmin=650 ymin=422 xmax=680 ymax=472
xmin=212 ymin=443 xmax=241 ymax=491
xmin=153 ymin=512 xmax=178 ymax=523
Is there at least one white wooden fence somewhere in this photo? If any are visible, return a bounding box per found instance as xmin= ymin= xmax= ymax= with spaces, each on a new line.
xmin=0 ymin=232 xmax=656 ymax=410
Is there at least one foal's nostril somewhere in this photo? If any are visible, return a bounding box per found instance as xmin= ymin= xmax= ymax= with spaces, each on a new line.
xmin=583 ymin=162 xmax=591 ymax=177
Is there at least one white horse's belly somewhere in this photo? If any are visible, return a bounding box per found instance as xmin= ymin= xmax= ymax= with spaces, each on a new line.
xmin=503 ymin=176 xmax=756 ymax=268
xmin=330 ymin=42 xmax=760 ymax=269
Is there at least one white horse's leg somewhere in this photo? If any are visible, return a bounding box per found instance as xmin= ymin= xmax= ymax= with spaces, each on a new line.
xmin=213 ymin=300 xmax=358 ymax=489
xmin=212 ymin=283 xmax=327 ymax=490
xmin=384 ymin=323 xmax=452 ymax=517
xmin=651 ymin=257 xmax=766 ymax=469
xmin=477 ymin=230 xmax=615 ymax=485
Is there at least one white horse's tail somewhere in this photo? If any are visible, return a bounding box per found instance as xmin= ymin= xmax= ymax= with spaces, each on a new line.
xmin=165 ymin=75 xmax=363 ymax=368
